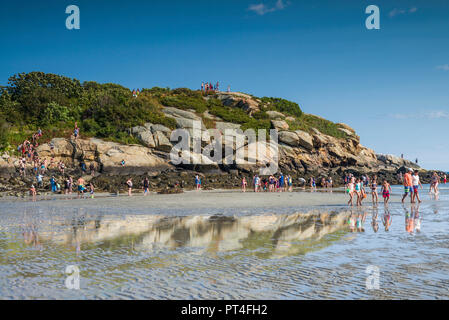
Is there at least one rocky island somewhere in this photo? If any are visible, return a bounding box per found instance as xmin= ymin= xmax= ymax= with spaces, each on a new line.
xmin=0 ymin=72 xmax=439 ymax=196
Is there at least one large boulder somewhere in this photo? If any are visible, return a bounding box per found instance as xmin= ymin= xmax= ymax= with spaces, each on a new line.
xmin=266 ymin=111 xmax=285 ymax=120
xmin=215 ymin=122 xmax=241 ymax=133
xmin=278 ymin=131 xmax=300 ymax=147
xmin=136 ymin=130 xmax=156 ymax=148
xmin=36 ymin=138 xmax=74 ymax=161
xmin=162 ymin=107 xmax=201 ymax=121
xmin=311 ymin=129 xmax=329 ymax=147
xmin=88 ymin=138 xmax=171 ymax=175
xmin=294 ymin=130 xmax=314 ymax=151
xmin=214 ymin=93 xmax=260 ymax=115
xmin=271 ymin=120 xmax=289 ymax=131
xmin=0 ymin=156 xmax=15 ymax=178
xmin=153 ymin=131 xmax=173 ymax=152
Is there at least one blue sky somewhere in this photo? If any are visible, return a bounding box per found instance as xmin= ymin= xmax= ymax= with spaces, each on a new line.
xmin=1 ymin=0 xmax=448 ymax=171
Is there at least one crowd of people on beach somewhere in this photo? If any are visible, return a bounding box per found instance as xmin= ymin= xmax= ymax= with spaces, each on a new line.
xmin=15 ymin=123 xmax=96 ymax=200
xmin=242 ymin=173 xmax=294 ymax=193
xmin=343 ymin=169 xmax=446 ymax=207
xmin=11 ymin=126 xmax=447 ymax=206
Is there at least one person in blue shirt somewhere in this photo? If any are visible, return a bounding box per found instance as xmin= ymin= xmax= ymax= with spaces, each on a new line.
xmin=279 ymin=173 xmax=285 ymax=192
xmin=50 ymin=176 xmax=57 ymax=192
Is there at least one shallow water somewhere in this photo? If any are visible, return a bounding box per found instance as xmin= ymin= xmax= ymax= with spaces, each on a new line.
xmin=0 ymin=184 xmax=448 ymax=299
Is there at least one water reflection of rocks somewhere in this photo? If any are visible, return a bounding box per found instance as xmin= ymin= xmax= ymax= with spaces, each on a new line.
xmin=37 ymin=210 xmax=353 ymax=258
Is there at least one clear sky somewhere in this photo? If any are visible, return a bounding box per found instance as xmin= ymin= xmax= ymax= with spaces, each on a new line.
xmin=1 ymin=0 xmax=448 ymax=171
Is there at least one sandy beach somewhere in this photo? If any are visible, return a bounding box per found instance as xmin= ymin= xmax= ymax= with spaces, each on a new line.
xmin=0 ymin=188 xmax=412 ymax=212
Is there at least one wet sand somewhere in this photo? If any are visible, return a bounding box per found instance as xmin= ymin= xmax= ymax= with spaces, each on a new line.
xmin=0 ymin=188 xmax=408 ymax=212
xmin=1 ymin=186 xmax=448 ymax=299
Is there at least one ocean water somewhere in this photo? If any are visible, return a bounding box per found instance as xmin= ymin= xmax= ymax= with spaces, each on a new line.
xmin=0 ymin=184 xmax=448 ymax=299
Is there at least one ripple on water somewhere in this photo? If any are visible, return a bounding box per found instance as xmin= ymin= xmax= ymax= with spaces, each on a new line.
xmin=1 ymin=198 xmax=449 ymax=299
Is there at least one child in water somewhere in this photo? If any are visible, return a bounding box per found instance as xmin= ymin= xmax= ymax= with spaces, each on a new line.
xmin=347 ymin=177 xmax=355 ymax=206
xmin=381 ymin=180 xmax=392 ymax=205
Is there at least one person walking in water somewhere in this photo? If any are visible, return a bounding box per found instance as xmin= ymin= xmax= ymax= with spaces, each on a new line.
xmin=347 ymin=177 xmax=355 ymax=206
xmin=371 ymin=175 xmax=378 ymax=205
xmin=401 ymin=168 xmax=414 ymax=204
xmin=429 ymin=172 xmax=440 ymax=196
xmin=381 ymin=180 xmax=392 ymax=205
xmin=411 ymin=170 xmax=423 ymax=204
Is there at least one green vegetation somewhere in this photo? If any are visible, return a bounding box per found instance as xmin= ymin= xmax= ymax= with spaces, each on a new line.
xmin=0 ymin=72 xmax=177 ymax=146
xmin=0 ymin=117 xmax=9 ymax=151
xmin=286 ymin=114 xmax=348 ymax=139
xmin=260 ymin=97 xmax=303 ymax=118
xmin=0 ymin=72 xmax=347 ymax=150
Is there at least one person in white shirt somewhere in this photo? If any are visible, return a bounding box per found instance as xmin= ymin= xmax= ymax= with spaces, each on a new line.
xmin=412 ymin=170 xmax=423 ymax=203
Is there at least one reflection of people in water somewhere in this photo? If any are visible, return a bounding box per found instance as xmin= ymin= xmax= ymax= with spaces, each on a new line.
xmin=348 ymin=213 xmax=356 ymax=232
xmin=371 ymin=208 xmax=379 ymax=233
xmin=404 ymin=205 xmax=414 ymax=234
xmin=382 ymin=208 xmax=392 ymax=232
xmin=356 ymin=211 xmax=367 ymax=232
xmin=412 ymin=204 xmax=421 ymax=233
xmin=22 ymin=223 xmax=43 ymax=250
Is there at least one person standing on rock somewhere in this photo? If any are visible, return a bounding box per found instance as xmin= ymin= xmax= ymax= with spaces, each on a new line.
xmin=401 ymin=168 xmax=414 ymax=204
xmin=36 ymin=173 xmax=43 ymax=188
xmin=126 ymin=178 xmax=133 ymax=196
xmin=74 ymin=124 xmax=79 ymax=140
xmin=89 ymin=162 xmax=95 ymax=176
xmin=50 ymin=176 xmax=57 ymax=193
